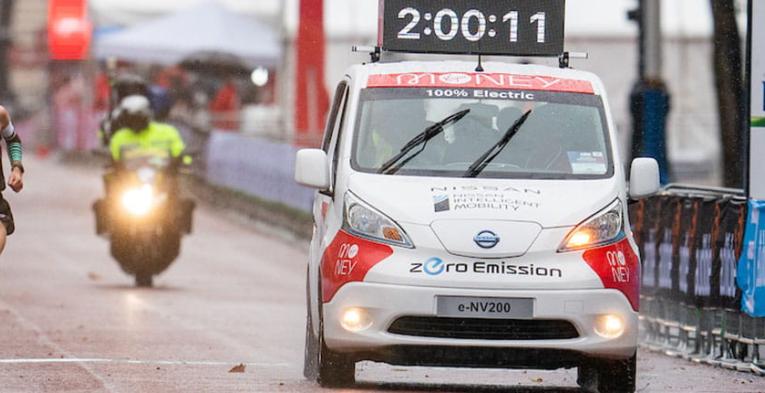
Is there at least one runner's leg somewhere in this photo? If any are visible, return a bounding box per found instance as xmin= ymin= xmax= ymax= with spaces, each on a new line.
xmin=0 ymin=224 xmax=6 ymax=255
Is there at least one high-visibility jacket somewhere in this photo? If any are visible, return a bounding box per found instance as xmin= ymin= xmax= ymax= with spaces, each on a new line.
xmin=110 ymin=122 xmax=186 ymax=161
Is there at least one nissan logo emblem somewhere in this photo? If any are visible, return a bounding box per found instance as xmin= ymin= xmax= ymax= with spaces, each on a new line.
xmin=474 ymin=230 xmax=500 ymax=249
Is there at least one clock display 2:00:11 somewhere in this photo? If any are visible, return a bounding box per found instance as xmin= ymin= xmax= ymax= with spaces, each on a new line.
xmin=397 ymin=8 xmax=548 ymax=44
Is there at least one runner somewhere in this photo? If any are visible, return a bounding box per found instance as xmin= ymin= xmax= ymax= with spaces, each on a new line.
xmin=0 ymin=105 xmax=24 ymax=255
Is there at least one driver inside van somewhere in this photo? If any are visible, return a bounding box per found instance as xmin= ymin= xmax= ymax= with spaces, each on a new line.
xmin=366 ymin=100 xmax=431 ymax=167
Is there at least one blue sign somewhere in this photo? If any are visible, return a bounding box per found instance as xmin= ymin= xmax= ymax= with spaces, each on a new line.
xmin=738 ymin=200 xmax=765 ymax=316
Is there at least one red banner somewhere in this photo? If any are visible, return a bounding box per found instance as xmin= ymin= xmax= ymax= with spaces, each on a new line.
xmin=367 ymin=72 xmax=595 ymax=94
xmin=48 ymin=0 xmax=92 ymax=61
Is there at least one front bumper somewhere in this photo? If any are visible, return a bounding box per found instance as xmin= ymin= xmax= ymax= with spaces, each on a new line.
xmin=324 ymin=282 xmax=638 ymax=362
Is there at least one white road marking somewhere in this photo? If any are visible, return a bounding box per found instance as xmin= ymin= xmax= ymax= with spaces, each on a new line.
xmin=0 ymin=301 xmax=119 ymax=393
xmin=0 ymin=358 xmax=290 ymax=367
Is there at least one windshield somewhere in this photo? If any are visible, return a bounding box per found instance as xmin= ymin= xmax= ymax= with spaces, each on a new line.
xmin=352 ymin=88 xmax=613 ymax=179
xmin=120 ymin=147 xmax=172 ymax=170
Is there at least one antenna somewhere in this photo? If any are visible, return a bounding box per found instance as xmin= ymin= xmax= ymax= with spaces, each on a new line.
xmin=352 ymin=46 xmax=381 ymax=63
xmin=558 ymin=52 xmax=589 ymax=68
xmin=475 ymin=54 xmax=484 ymax=72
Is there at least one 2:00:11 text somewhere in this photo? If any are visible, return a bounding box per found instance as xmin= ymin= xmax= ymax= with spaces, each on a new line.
xmin=398 ymin=8 xmax=547 ymax=44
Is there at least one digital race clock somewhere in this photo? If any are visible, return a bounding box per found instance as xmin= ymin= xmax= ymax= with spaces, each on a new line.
xmin=379 ymin=0 xmax=566 ymax=57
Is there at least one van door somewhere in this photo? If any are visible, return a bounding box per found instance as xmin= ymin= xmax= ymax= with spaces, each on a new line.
xmin=309 ymin=80 xmax=349 ymax=316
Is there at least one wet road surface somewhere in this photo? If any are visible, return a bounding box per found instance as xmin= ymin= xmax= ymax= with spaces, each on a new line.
xmin=0 ymin=157 xmax=762 ymax=392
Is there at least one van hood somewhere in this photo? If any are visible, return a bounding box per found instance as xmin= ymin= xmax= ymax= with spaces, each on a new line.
xmin=347 ymin=173 xmax=621 ymax=229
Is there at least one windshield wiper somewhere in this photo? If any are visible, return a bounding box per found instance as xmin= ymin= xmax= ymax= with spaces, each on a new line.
xmin=378 ymin=109 xmax=470 ymax=175
xmin=463 ymin=109 xmax=533 ymax=178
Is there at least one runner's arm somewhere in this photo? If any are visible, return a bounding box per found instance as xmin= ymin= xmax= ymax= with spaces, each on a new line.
xmin=0 ymin=106 xmax=23 ymax=173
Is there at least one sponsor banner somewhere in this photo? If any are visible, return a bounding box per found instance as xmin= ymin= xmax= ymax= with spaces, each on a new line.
xmin=676 ymin=198 xmax=701 ymax=303
xmin=636 ymin=197 xmax=662 ymax=293
xmin=656 ymin=196 xmax=680 ymax=294
xmin=630 ymin=192 xmax=749 ymax=312
xmin=693 ymin=199 xmax=719 ymax=307
xmin=751 ymin=1 xmax=765 ymax=199
xmin=738 ymin=200 xmax=765 ymax=316
xmin=320 ymin=230 xmax=393 ymax=302
xmin=367 ymin=72 xmax=595 ymax=94
xmin=716 ymin=199 xmax=746 ymax=310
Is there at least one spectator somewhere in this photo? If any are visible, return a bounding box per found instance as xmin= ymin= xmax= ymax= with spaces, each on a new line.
xmin=209 ymin=77 xmax=240 ymax=131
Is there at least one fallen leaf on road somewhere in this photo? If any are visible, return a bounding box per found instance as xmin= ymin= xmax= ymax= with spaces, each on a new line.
xmin=229 ymin=363 xmax=246 ymax=373
xmin=531 ymin=377 xmax=544 ymax=383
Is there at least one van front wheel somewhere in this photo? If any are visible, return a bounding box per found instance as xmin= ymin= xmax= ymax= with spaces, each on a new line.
xmin=305 ymin=271 xmax=355 ymax=387
xmin=578 ymin=354 xmax=637 ymax=393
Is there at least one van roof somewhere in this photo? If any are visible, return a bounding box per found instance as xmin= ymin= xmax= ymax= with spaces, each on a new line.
xmin=347 ymin=61 xmax=605 ymax=96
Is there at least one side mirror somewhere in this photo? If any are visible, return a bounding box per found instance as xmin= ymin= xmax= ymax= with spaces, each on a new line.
xmin=629 ymin=158 xmax=660 ymax=200
xmin=295 ymin=149 xmax=330 ymax=190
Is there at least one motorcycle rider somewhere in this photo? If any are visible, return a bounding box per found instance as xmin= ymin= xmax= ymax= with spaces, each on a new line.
xmin=93 ymin=74 xmax=195 ymax=287
xmin=0 ymin=105 xmax=24 ymax=256
xmin=108 ymin=94 xmax=188 ymax=162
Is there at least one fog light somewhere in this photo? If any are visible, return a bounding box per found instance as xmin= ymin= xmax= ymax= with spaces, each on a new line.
xmin=340 ymin=307 xmax=373 ymax=332
xmin=594 ymin=314 xmax=625 ymax=339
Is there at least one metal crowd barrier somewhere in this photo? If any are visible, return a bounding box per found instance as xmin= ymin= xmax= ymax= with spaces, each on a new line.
xmin=630 ymin=185 xmax=765 ymax=374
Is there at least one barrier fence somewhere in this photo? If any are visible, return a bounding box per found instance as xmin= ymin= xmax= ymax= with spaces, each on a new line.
xmin=630 ymin=186 xmax=765 ymax=374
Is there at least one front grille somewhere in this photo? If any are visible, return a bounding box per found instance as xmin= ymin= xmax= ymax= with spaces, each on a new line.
xmin=388 ymin=317 xmax=579 ymax=340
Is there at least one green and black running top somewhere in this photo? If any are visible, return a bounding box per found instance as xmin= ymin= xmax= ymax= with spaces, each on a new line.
xmin=1 ymin=122 xmax=22 ymax=191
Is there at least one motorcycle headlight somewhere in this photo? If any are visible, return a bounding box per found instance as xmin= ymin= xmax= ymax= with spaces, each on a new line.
xmin=343 ymin=192 xmax=413 ymax=248
xmin=121 ymin=184 xmax=156 ymax=217
xmin=559 ymin=199 xmax=625 ymax=252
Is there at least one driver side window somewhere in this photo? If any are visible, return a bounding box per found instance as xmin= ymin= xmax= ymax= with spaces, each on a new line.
xmin=321 ymin=82 xmax=349 ymax=153
xmin=322 ymin=81 xmax=350 ymax=193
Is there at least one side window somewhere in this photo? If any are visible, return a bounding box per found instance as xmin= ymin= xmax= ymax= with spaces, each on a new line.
xmin=321 ymin=81 xmax=349 ymax=153
xmin=328 ymin=84 xmax=350 ymax=191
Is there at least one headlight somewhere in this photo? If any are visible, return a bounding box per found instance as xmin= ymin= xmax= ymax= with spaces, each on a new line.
xmin=121 ymin=184 xmax=156 ymax=217
xmin=559 ymin=199 xmax=625 ymax=252
xmin=343 ymin=192 xmax=413 ymax=248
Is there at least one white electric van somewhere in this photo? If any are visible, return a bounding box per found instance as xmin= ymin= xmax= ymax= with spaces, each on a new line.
xmin=296 ymin=60 xmax=660 ymax=392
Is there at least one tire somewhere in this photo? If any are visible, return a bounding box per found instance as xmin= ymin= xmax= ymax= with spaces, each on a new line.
xmin=154 ymin=229 xmax=182 ymax=274
xmin=317 ymin=339 xmax=355 ymax=388
xmin=304 ymin=267 xmax=319 ymax=380
xmin=577 ymin=363 xmax=598 ymax=393
xmin=303 ymin=266 xmax=355 ymax=387
xmin=135 ymin=273 xmax=153 ymax=288
xmin=580 ymin=354 xmax=636 ymax=393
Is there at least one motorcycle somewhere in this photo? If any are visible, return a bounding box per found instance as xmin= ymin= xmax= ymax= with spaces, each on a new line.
xmin=93 ymin=149 xmax=195 ymax=287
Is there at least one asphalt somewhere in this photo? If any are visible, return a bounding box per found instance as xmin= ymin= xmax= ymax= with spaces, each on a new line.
xmin=0 ymin=156 xmax=762 ymax=392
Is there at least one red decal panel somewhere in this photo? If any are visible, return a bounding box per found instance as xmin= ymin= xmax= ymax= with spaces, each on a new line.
xmin=367 ymin=73 xmax=595 ymax=94
xmin=582 ymin=239 xmax=641 ymax=311
xmin=321 ymin=231 xmax=393 ymax=303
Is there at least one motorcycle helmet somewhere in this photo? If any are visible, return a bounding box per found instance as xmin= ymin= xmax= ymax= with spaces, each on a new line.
xmin=113 ymin=74 xmax=150 ymax=103
xmin=119 ymin=95 xmax=153 ymax=132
